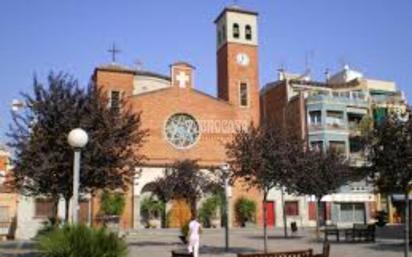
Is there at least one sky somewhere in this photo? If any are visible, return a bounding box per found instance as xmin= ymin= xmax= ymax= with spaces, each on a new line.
xmin=0 ymin=0 xmax=411 ymax=144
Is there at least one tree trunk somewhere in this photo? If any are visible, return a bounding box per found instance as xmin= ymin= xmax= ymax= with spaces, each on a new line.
xmin=405 ymin=191 xmax=409 ymax=257
xmin=65 ymin=196 xmax=70 ymax=223
xmin=316 ymin=197 xmax=321 ymax=241
xmin=263 ymin=191 xmax=268 ymax=253
xmin=190 ymin=197 xmax=197 ymax=219
xmin=280 ymin=187 xmax=288 ymax=238
xmin=161 ymin=200 xmax=167 ymax=228
xmin=52 ymin=196 xmax=59 ymax=227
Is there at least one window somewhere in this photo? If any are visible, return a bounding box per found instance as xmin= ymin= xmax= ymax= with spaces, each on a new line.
xmin=337 ymin=203 xmax=365 ymax=223
xmin=285 ymin=201 xmax=299 ymax=216
xmin=329 ymin=141 xmax=346 ymax=155
xmin=309 ymin=111 xmax=322 ymax=125
xmin=326 ymin=111 xmax=344 ymax=127
xmin=245 ymin=25 xmax=252 ymax=40
xmin=311 ymin=141 xmax=323 ymax=152
xmin=239 ymin=83 xmax=248 ymax=107
xmin=110 ymin=90 xmax=121 ymax=112
xmin=0 ymin=206 xmax=9 ymax=222
xmin=35 ymin=199 xmax=54 ymax=218
xmin=233 ymin=23 xmax=240 ymax=38
xmin=349 ymin=138 xmax=363 ymax=153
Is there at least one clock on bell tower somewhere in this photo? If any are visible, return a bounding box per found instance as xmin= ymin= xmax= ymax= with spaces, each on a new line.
xmin=215 ymin=6 xmax=260 ymax=124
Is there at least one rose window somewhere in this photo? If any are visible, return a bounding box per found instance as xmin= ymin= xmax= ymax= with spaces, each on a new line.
xmin=165 ymin=113 xmax=200 ymax=149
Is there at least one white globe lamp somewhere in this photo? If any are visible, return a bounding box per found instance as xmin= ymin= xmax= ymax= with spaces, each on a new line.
xmin=68 ymin=128 xmax=88 ymax=148
xmin=67 ymin=128 xmax=88 ymax=224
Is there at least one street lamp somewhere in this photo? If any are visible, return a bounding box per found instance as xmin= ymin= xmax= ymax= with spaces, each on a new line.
xmin=67 ymin=128 xmax=88 ymax=224
xmin=220 ymin=163 xmax=230 ymax=252
xmin=11 ymin=99 xmax=25 ymax=112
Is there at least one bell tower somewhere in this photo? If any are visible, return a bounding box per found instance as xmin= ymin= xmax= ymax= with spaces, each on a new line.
xmin=215 ymin=6 xmax=260 ymax=124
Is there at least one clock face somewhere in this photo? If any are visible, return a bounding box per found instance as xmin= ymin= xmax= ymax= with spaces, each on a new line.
xmin=236 ymin=53 xmax=250 ymax=66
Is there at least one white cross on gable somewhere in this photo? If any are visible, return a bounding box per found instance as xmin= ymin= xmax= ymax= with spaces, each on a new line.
xmin=176 ymin=71 xmax=190 ymax=88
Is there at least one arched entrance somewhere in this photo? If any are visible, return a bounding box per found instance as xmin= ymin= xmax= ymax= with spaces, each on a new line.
xmin=168 ymin=199 xmax=191 ymax=228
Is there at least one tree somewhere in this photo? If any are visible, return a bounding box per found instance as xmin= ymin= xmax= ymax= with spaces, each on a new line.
xmin=8 ymin=72 xmax=147 ymax=221
xmin=154 ymin=159 xmax=218 ymax=219
xmin=291 ymin=148 xmax=351 ymax=240
xmin=226 ymin=125 xmax=298 ymax=252
xmin=366 ymin=108 xmax=412 ymax=257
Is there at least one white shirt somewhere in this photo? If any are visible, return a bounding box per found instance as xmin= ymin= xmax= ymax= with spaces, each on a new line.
xmin=188 ymin=219 xmax=201 ymax=241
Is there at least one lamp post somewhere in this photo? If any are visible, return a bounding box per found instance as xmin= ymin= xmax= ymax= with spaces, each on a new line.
xmin=67 ymin=128 xmax=88 ymax=224
xmin=221 ymin=163 xmax=230 ymax=252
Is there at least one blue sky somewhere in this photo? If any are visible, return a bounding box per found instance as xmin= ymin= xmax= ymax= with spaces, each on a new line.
xmin=0 ymin=0 xmax=411 ymax=143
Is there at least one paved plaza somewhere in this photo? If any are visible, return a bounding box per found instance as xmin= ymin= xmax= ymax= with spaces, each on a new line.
xmin=0 ymin=225 xmax=410 ymax=257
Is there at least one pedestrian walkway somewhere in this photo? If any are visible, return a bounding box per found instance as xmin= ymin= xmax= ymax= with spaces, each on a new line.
xmin=0 ymin=226 xmax=409 ymax=257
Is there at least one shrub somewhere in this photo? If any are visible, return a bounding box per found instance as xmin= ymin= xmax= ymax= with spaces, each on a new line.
xmin=100 ymin=191 xmax=126 ymax=216
xmin=140 ymin=196 xmax=165 ymax=219
xmin=37 ymin=224 xmax=127 ymax=257
xmin=198 ymin=194 xmax=222 ymax=227
xmin=235 ymin=197 xmax=256 ymax=227
xmin=36 ymin=217 xmax=62 ymax=237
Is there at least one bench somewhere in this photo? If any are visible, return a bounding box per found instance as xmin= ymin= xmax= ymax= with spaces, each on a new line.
xmin=324 ymin=225 xmax=339 ymax=241
xmin=237 ymin=242 xmax=329 ymax=257
xmin=237 ymin=249 xmax=313 ymax=257
xmin=345 ymin=224 xmax=375 ymax=242
xmin=171 ymin=250 xmax=193 ymax=257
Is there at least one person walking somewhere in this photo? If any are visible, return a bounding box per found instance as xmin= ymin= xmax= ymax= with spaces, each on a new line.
xmin=187 ymin=216 xmax=201 ymax=257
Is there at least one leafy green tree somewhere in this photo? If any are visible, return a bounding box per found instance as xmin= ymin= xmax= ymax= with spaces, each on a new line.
xmin=291 ymin=148 xmax=351 ymax=240
xmin=366 ymin=108 xmax=412 ymax=257
xmin=100 ymin=191 xmax=126 ymax=216
xmin=226 ymin=125 xmax=299 ymax=252
xmin=153 ymin=159 xmax=218 ymax=219
xmin=8 ymin=72 xmax=147 ymax=221
xmin=234 ymin=197 xmax=256 ymax=227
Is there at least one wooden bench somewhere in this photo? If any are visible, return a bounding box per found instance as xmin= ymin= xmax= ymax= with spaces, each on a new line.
xmin=237 ymin=249 xmax=313 ymax=257
xmin=345 ymin=224 xmax=375 ymax=242
xmin=171 ymin=250 xmax=193 ymax=257
xmin=237 ymin=242 xmax=329 ymax=257
xmin=324 ymin=225 xmax=339 ymax=241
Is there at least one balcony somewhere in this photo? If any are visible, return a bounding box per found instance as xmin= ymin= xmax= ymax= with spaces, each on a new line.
xmin=308 ymin=122 xmax=347 ymax=132
xmin=307 ymin=91 xmax=369 ymax=108
xmin=349 ymin=152 xmax=367 ymax=167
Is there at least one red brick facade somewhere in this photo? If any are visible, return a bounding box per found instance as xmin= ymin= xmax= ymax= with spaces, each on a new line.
xmin=88 ymin=7 xmax=265 ymax=229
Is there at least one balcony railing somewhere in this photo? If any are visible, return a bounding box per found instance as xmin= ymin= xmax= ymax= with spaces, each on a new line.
xmin=308 ymin=123 xmax=347 ymax=131
xmin=307 ymin=91 xmax=369 ymax=107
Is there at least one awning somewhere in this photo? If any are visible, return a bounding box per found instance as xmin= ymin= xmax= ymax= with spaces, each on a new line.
xmin=320 ymin=193 xmax=375 ymax=202
xmin=391 ymin=194 xmax=412 ymax=201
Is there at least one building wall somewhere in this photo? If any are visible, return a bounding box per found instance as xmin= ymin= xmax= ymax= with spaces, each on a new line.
xmin=15 ymin=197 xmax=66 ymax=239
xmin=0 ymin=150 xmax=17 ymax=238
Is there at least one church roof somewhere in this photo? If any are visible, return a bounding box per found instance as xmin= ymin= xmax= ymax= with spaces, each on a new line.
xmin=95 ymin=63 xmax=170 ymax=81
xmin=214 ymin=5 xmax=258 ymax=23
xmin=129 ymin=87 xmax=232 ymax=106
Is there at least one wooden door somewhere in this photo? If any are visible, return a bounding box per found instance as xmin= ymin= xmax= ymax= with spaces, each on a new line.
xmin=264 ymin=201 xmax=275 ymax=228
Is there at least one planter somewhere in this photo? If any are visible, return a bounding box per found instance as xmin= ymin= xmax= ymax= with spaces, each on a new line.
xmin=210 ymin=218 xmax=220 ymax=228
xmin=102 ymin=215 xmax=120 ymax=234
xmin=148 ymin=218 xmax=161 ymax=228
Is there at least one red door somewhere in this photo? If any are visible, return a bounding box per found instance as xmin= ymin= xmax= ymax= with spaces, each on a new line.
xmin=264 ymin=201 xmax=275 ymax=227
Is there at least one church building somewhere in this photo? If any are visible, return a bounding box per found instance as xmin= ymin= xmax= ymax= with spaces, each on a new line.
xmin=93 ymin=6 xmax=262 ymax=229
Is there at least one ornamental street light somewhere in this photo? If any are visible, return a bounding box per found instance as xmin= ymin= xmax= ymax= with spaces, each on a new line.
xmin=11 ymin=99 xmax=25 ymax=112
xmin=67 ymin=128 xmax=88 ymax=224
xmin=220 ymin=163 xmax=230 ymax=252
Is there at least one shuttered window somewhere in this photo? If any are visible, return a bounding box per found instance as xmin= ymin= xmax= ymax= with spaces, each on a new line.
xmin=285 ymin=201 xmax=299 ymax=216
xmin=35 ymin=199 xmax=54 ymax=218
